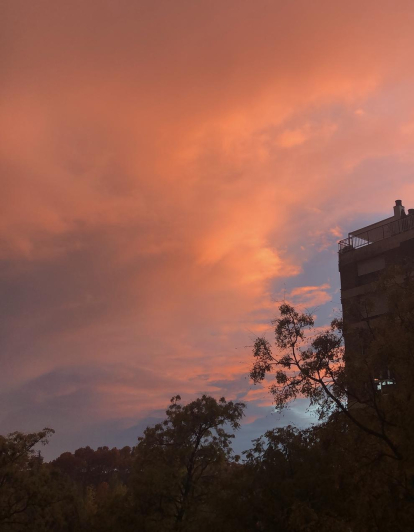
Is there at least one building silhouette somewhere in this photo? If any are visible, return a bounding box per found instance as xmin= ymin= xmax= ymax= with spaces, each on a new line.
xmin=338 ymin=199 xmax=414 ymax=391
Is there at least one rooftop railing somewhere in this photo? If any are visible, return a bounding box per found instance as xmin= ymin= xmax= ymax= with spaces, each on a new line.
xmin=338 ymin=213 xmax=414 ymax=253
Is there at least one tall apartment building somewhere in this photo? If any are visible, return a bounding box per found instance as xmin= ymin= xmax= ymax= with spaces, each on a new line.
xmin=338 ymin=199 xmax=414 ymax=389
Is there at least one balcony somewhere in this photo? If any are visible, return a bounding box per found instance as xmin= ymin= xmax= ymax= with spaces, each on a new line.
xmin=338 ymin=213 xmax=414 ymax=253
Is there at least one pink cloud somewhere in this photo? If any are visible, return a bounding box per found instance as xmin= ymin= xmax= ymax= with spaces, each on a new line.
xmin=2 ymin=0 xmax=414 ymax=453
xmin=288 ymin=284 xmax=332 ymax=309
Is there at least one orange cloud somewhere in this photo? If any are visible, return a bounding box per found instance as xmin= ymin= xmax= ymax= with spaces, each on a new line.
xmin=288 ymin=284 xmax=332 ymax=309
xmin=2 ymin=0 xmax=414 ymax=455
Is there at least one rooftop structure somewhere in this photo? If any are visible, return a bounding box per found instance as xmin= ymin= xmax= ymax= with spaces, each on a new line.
xmin=339 ymin=200 xmax=414 ymax=253
xmin=339 ymin=200 xmax=414 ymax=318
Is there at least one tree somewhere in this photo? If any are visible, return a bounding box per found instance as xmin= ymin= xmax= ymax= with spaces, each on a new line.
xmin=249 ymin=273 xmax=414 ymax=531
xmin=249 ymin=301 xmax=406 ymax=461
xmin=242 ymin=422 xmax=353 ymax=532
xmin=0 ymin=429 xmax=79 ymax=531
xmin=130 ymin=395 xmax=245 ymax=531
xmin=53 ymin=445 xmax=134 ymax=489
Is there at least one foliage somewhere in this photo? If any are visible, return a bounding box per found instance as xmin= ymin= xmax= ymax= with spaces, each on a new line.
xmin=249 ymin=299 xmax=409 ymax=461
xmin=248 ymin=269 xmax=414 ymax=530
xmin=0 ymin=429 xmax=79 ymax=531
xmin=250 ymin=303 xmax=345 ymax=419
xmin=52 ymin=445 xmax=134 ymax=489
xmin=130 ymin=394 xmax=245 ymax=531
xmin=1 ymin=380 xmax=413 ymax=532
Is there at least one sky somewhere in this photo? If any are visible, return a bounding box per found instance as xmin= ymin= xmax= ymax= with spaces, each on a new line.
xmin=2 ymin=0 xmax=414 ymax=459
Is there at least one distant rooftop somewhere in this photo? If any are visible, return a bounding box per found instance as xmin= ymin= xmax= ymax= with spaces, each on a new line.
xmin=338 ymin=200 xmax=414 ymax=253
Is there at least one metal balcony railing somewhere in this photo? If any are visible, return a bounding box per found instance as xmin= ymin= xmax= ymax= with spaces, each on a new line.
xmin=338 ymin=213 xmax=414 ymax=253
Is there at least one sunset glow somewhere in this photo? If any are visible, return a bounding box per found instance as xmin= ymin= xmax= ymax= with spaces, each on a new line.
xmin=2 ymin=0 xmax=414 ymax=457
